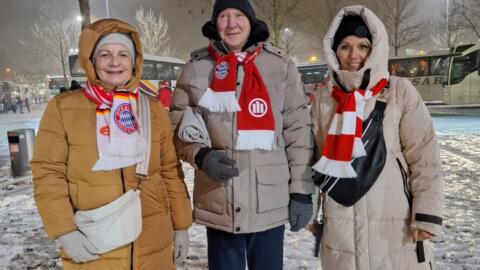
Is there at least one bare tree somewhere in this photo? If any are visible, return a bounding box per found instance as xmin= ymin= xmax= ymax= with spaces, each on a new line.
xmin=451 ymin=0 xmax=480 ymax=39
xmin=177 ymin=0 xmax=213 ymax=17
xmin=31 ymin=0 xmax=80 ymax=86
xmin=78 ymin=0 xmax=91 ymax=29
xmin=429 ymin=3 xmax=466 ymax=50
xmin=135 ymin=6 xmax=173 ymax=56
xmin=252 ymin=0 xmax=307 ymax=46
xmin=280 ymin=28 xmax=298 ymax=57
xmin=378 ymin=0 xmax=424 ymax=56
xmin=430 ymin=21 xmax=464 ymax=49
xmin=304 ymin=0 xmax=344 ymax=54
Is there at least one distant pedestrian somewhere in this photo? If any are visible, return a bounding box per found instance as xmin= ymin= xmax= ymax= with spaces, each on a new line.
xmin=157 ymin=80 xmax=172 ymax=110
xmin=16 ymin=96 xmax=23 ymax=113
xmin=11 ymin=98 xmax=17 ymax=113
xmin=24 ymin=97 xmax=30 ymax=113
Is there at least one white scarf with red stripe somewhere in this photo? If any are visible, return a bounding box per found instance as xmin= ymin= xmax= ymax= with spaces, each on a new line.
xmin=313 ymin=79 xmax=387 ymax=178
xmin=199 ymin=44 xmax=275 ymax=150
xmin=82 ymin=81 xmax=145 ymax=171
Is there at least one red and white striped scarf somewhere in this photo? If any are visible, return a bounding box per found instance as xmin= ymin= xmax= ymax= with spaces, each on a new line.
xmin=82 ymin=81 xmax=145 ymax=171
xmin=313 ymin=79 xmax=387 ymax=178
xmin=199 ymin=44 xmax=275 ymax=150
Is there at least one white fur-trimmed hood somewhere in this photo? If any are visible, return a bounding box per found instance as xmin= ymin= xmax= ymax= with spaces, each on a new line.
xmin=323 ymin=5 xmax=389 ymax=91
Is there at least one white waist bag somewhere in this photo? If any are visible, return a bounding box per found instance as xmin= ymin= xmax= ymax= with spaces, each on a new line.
xmin=74 ymin=94 xmax=151 ymax=254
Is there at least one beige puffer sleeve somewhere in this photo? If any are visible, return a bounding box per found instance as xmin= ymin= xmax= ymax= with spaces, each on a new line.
xmin=170 ymin=62 xmax=205 ymax=169
xmin=156 ymin=101 xmax=193 ymax=230
xmin=283 ymin=59 xmax=315 ymax=195
xmin=30 ymin=98 xmax=77 ymax=239
xmin=397 ymin=77 xmax=444 ymax=236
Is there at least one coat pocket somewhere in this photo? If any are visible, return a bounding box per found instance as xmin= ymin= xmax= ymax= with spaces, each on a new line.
xmin=256 ymin=164 xmax=290 ymax=213
xmin=193 ymin=171 xmax=226 ymax=215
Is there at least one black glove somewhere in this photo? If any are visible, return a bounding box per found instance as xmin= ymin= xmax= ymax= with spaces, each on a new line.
xmin=195 ymin=147 xmax=239 ymax=182
xmin=289 ymin=193 xmax=313 ymax=232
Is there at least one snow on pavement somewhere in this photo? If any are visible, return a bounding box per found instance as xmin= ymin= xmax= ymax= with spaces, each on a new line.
xmin=0 ymin=133 xmax=479 ymax=269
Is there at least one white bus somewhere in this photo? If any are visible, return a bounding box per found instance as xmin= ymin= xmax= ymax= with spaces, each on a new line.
xmin=68 ymin=53 xmax=185 ymax=96
xmin=297 ymin=43 xmax=480 ymax=105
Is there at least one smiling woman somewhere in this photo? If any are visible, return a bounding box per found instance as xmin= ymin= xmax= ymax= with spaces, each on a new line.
xmin=93 ymin=43 xmax=133 ymax=87
xmin=30 ymin=18 xmax=192 ymax=270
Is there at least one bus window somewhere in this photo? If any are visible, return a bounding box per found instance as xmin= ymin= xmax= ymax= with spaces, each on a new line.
xmin=172 ymin=64 xmax=183 ymax=79
xmin=417 ymin=59 xmax=429 ymax=76
xmin=450 ymin=52 xmax=478 ymax=84
xmin=143 ymin=60 xmax=157 ymax=80
xmin=68 ymin=55 xmax=86 ymax=77
xmin=430 ymin=56 xmax=449 ymax=76
xmin=390 ymin=58 xmax=429 ymax=77
xmin=156 ymin=62 xmax=173 ymax=80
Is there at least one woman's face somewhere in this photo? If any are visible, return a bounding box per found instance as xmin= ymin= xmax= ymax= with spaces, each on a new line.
xmin=94 ymin=44 xmax=133 ymax=87
xmin=336 ymin=35 xmax=372 ymax=72
xmin=216 ymin=8 xmax=251 ymax=52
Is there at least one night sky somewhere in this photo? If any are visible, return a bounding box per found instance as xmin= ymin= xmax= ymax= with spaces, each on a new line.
xmin=0 ymin=0 xmax=445 ymax=77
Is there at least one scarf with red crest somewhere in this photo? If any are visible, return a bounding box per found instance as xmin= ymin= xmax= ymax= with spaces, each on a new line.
xmin=313 ymin=79 xmax=388 ymax=178
xmin=199 ymin=44 xmax=275 ymax=150
xmin=82 ymin=81 xmax=145 ymax=171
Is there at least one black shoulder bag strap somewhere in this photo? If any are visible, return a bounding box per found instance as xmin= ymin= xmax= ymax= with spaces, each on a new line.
xmin=315 ymin=97 xmax=388 ymax=207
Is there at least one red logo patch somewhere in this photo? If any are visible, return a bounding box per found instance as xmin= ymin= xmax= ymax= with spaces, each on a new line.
xmin=99 ymin=126 xmax=110 ymax=136
xmin=248 ymin=98 xmax=268 ymax=118
xmin=114 ymin=103 xmax=138 ymax=134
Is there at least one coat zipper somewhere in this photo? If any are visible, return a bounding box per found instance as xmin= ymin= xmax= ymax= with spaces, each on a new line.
xmin=396 ymin=158 xmax=412 ymax=209
xmin=120 ymin=169 xmax=134 ymax=270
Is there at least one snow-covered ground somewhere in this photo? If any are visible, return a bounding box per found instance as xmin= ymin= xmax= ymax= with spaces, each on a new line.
xmin=0 ymin=112 xmax=479 ymax=269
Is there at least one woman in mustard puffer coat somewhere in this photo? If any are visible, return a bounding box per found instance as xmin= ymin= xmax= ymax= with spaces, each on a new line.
xmin=31 ymin=18 xmax=192 ymax=269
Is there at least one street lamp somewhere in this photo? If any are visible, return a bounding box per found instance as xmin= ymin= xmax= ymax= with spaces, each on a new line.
xmin=5 ymin=68 xmax=16 ymax=80
xmin=309 ymin=56 xmax=318 ymax=63
xmin=105 ymin=0 xmax=110 ymax=18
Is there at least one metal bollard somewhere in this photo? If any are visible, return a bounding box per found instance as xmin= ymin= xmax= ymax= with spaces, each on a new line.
xmin=7 ymin=129 xmax=35 ymax=177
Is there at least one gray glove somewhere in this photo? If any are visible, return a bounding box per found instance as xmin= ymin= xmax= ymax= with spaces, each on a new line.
xmin=58 ymin=230 xmax=100 ymax=263
xmin=289 ymin=193 xmax=313 ymax=232
xmin=195 ymin=147 xmax=239 ymax=182
xmin=173 ymin=230 xmax=190 ymax=264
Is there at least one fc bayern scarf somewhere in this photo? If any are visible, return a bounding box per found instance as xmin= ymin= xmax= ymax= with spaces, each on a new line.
xmin=313 ymin=79 xmax=387 ymax=178
xmin=82 ymin=81 xmax=146 ymax=171
xmin=199 ymin=44 xmax=275 ymax=150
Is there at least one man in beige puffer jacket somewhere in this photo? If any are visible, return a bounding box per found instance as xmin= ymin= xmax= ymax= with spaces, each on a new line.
xmin=170 ymin=0 xmax=314 ymax=269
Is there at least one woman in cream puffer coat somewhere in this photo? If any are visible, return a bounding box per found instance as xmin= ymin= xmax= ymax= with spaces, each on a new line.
xmin=311 ymin=5 xmax=444 ymax=270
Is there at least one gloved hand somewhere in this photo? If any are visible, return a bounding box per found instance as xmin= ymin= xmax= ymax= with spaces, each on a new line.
xmin=195 ymin=147 xmax=239 ymax=182
xmin=173 ymin=230 xmax=190 ymax=264
xmin=58 ymin=230 xmax=100 ymax=263
xmin=289 ymin=193 xmax=313 ymax=232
